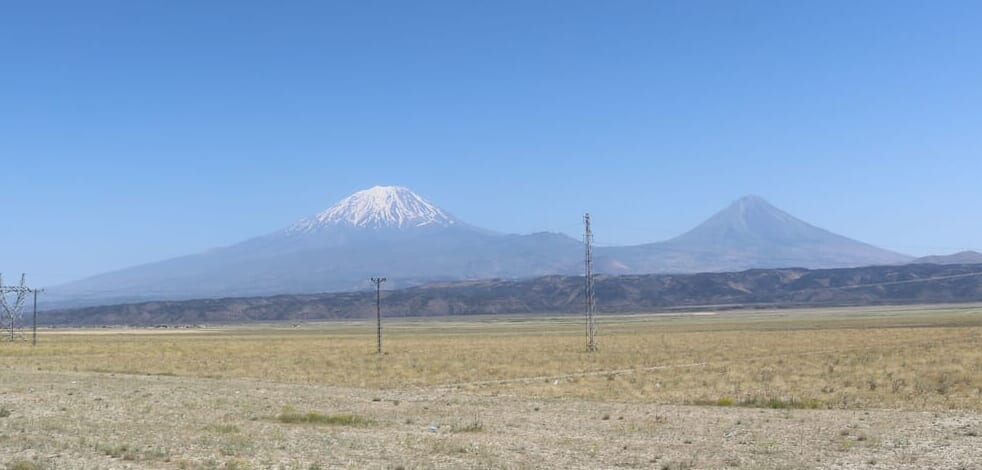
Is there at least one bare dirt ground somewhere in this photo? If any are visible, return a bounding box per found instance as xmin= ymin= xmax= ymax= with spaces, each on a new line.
xmin=2 ymin=369 xmax=980 ymax=469
xmin=2 ymin=306 xmax=981 ymax=469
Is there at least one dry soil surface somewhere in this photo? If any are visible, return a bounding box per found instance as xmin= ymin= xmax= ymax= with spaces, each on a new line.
xmin=2 ymin=368 xmax=980 ymax=469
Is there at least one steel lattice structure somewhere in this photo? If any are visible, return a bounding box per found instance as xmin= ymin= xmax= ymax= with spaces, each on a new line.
xmin=371 ymin=276 xmax=387 ymax=355
xmin=1 ymin=273 xmax=40 ymax=343
xmin=584 ymin=214 xmax=598 ymax=352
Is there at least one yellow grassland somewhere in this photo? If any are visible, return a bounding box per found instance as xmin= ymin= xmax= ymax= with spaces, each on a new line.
xmin=3 ymin=304 xmax=980 ymax=411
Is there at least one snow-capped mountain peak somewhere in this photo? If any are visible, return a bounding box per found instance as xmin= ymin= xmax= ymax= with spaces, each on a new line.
xmin=290 ymin=186 xmax=458 ymax=232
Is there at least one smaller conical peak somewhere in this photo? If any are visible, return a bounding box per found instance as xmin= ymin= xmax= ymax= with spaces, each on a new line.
xmin=716 ymin=194 xmax=800 ymax=225
xmin=669 ymin=194 xmax=827 ymax=245
xmin=720 ymin=194 xmax=787 ymax=218
xmin=731 ymin=194 xmax=771 ymax=208
xmin=290 ymin=186 xmax=458 ymax=232
xmin=738 ymin=194 xmax=766 ymax=202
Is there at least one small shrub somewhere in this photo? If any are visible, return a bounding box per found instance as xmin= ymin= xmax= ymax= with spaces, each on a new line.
xmin=453 ymin=419 xmax=484 ymax=433
xmin=7 ymin=461 xmax=40 ymax=470
xmin=277 ymin=406 xmax=369 ymax=426
xmin=311 ymin=413 xmax=368 ymax=425
xmin=95 ymin=443 xmax=140 ymax=460
xmin=222 ymin=460 xmax=249 ymax=470
xmin=661 ymin=460 xmax=694 ymax=470
xmin=736 ymin=396 xmax=823 ymax=410
xmin=717 ymin=396 xmax=735 ymax=406
xmin=838 ymin=438 xmax=854 ymax=451
xmin=798 ymin=399 xmax=824 ymax=409
xmin=0 ymin=407 xmax=11 ymax=418
xmin=206 ymin=423 xmax=240 ymax=433
xmin=764 ymin=398 xmax=790 ymax=409
xmin=142 ymin=447 xmax=169 ymax=460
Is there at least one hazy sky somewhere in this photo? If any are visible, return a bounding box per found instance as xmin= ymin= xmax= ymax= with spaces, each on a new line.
xmin=3 ymin=1 xmax=981 ymax=287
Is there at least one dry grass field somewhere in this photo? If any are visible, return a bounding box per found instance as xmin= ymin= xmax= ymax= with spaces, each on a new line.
xmin=2 ymin=304 xmax=981 ymax=469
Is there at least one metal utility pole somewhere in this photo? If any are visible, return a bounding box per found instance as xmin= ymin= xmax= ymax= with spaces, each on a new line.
xmin=584 ymin=214 xmax=598 ymax=352
xmin=371 ymin=277 xmax=387 ymax=354
xmin=32 ymin=289 xmax=39 ymax=346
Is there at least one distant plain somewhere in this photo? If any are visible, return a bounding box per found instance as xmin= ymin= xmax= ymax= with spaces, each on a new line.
xmin=2 ymin=305 xmax=981 ymax=469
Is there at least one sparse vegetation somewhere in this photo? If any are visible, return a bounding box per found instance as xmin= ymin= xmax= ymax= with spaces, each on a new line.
xmin=452 ymin=418 xmax=484 ymax=433
xmin=6 ymin=307 xmax=980 ymax=411
xmin=95 ymin=443 xmax=139 ymax=460
xmin=205 ymin=423 xmax=240 ymax=434
xmin=661 ymin=460 xmax=695 ymax=470
xmin=6 ymin=461 xmax=43 ymax=470
xmin=730 ymin=396 xmax=825 ymax=410
xmin=0 ymin=305 xmax=979 ymax=468
xmin=276 ymin=406 xmax=369 ymax=426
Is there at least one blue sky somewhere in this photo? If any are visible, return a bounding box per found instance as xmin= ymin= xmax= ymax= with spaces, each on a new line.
xmin=2 ymin=1 xmax=981 ymax=287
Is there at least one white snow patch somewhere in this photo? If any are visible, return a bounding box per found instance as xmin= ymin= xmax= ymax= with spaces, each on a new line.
xmin=289 ymin=186 xmax=458 ymax=232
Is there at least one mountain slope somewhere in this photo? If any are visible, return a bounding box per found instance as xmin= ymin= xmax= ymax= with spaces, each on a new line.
xmin=912 ymin=251 xmax=982 ymax=265
xmin=48 ymin=186 xmax=581 ymax=306
xmin=48 ymin=190 xmax=913 ymax=308
xmin=42 ymin=263 xmax=982 ymax=325
xmin=598 ymin=196 xmax=911 ymax=273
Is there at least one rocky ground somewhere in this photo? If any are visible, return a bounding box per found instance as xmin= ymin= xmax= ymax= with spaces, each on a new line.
xmin=2 ymin=368 xmax=980 ymax=469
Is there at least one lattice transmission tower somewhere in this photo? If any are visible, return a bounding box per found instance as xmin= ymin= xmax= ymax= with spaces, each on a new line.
xmin=371 ymin=276 xmax=387 ymax=355
xmin=1 ymin=273 xmax=41 ymax=344
xmin=584 ymin=214 xmax=598 ymax=352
